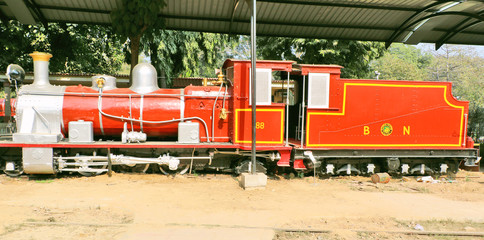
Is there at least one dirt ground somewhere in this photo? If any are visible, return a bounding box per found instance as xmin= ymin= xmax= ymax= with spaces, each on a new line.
xmin=0 ymin=170 xmax=483 ymax=240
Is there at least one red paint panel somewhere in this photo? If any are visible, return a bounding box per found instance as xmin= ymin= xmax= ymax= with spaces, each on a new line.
xmin=297 ymin=64 xmax=343 ymax=75
xmin=306 ymin=80 xmax=468 ymax=149
xmin=235 ymin=106 xmax=284 ymax=145
xmin=184 ymin=86 xmax=230 ymax=142
xmin=223 ymin=59 xmax=294 ymax=72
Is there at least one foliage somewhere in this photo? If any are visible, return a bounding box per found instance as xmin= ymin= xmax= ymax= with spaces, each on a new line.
xmin=142 ymin=30 xmax=232 ymax=86
xmin=49 ymin=24 xmax=125 ymax=74
xmin=469 ymin=107 xmax=484 ymax=140
xmin=0 ymin=21 xmax=37 ymax=71
xmin=375 ymin=44 xmax=484 ymax=138
xmin=111 ymin=0 xmax=165 ymax=40
xmin=370 ymin=43 xmax=432 ymax=80
xmin=111 ymin=0 xmax=166 ymax=73
xmin=224 ymin=35 xmax=252 ymax=60
xmin=0 ymin=20 xmax=124 ymax=74
xmin=257 ymin=37 xmax=386 ymax=78
xmin=427 ymin=46 xmax=484 ymax=138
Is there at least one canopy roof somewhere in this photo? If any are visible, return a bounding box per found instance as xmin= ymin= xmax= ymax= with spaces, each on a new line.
xmin=1 ymin=0 xmax=484 ymax=48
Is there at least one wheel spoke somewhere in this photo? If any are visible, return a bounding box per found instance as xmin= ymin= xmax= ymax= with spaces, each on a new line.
xmin=78 ymin=163 xmax=107 ymax=177
xmin=159 ymin=164 xmax=189 ymax=175
xmin=3 ymin=161 xmax=23 ymax=177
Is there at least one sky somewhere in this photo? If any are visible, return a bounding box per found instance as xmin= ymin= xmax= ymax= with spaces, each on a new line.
xmin=416 ymin=43 xmax=484 ymax=58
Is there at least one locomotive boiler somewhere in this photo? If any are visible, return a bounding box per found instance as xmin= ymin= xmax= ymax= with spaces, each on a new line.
xmin=0 ymin=52 xmax=478 ymax=177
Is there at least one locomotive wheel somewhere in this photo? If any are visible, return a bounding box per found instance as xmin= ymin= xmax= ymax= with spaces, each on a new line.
xmin=159 ymin=164 xmax=190 ymax=175
xmin=131 ymin=164 xmax=150 ymax=173
xmin=78 ymin=164 xmax=107 ymax=177
xmin=116 ymin=164 xmax=150 ymax=173
xmin=446 ymin=160 xmax=458 ymax=179
xmin=3 ymin=161 xmax=23 ymax=177
xmin=235 ymin=160 xmax=267 ymax=175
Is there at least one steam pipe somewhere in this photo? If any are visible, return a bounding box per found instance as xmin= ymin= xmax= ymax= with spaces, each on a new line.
xmin=211 ymin=82 xmax=225 ymax=142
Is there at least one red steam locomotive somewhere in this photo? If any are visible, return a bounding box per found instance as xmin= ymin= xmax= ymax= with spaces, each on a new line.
xmin=0 ymin=52 xmax=478 ymax=177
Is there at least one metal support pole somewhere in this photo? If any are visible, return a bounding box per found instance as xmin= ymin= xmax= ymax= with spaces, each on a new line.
xmin=250 ymin=0 xmax=257 ymax=175
xmin=285 ymin=72 xmax=289 ymax=146
xmin=107 ymin=148 xmax=112 ymax=177
xmin=300 ymin=75 xmax=306 ymax=147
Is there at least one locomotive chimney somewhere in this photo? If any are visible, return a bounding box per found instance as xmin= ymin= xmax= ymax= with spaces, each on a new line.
xmin=29 ymin=51 xmax=52 ymax=87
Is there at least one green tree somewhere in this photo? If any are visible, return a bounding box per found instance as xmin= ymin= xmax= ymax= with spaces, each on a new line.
xmin=142 ymin=30 xmax=233 ymax=87
xmin=224 ymin=36 xmax=251 ymax=60
xmin=111 ymin=0 xmax=166 ymax=78
xmin=0 ymin=20 xmax=124 ymax=74
xmin=49 ymin=24 xmax=124 ymax=74
xmin=469 ymin=107 xmax=484 ymax=140
xmin=427 ymin=46 xmax=484 ymax=138
xmin=454 ymin=56 xmax=484 ymax=138
xmin=0 ymin=21 xmax=37 ymax=71
xmin=372 ymin=44 xmax=484 ymax=137
xmin=371 ymin=43 xmax=432 ymax=80
xmin=257 ymin=37 xmax=386 ymax=78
